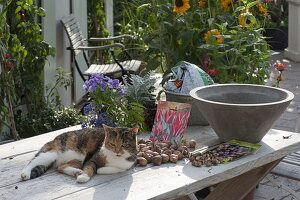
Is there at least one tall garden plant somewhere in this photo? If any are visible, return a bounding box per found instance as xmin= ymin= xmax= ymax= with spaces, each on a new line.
xmin=6 ymin=0 xmax=55 ymax=114
xmin=118 ymin=0 xmax=271 ymax=84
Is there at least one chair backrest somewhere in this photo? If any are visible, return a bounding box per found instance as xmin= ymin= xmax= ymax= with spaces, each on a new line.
xmin=61 ymin=15 xmax=87 ymax=56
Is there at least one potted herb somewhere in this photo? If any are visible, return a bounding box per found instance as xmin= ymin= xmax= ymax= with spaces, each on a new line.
xmin=122 ymin=73 xmax=157 ymax=131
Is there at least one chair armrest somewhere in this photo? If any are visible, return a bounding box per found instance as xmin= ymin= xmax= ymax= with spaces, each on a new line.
xmin=88 ymin=34 xmax=134 ymax=42
xmin=76 ymin=43 xmax=125 ymax=51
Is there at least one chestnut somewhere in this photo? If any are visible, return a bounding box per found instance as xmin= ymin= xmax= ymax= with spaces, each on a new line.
xmin=137 ymin=157 xmax=147 ymax=166
xmin=152 ymin=155 xmax=162 ymax=166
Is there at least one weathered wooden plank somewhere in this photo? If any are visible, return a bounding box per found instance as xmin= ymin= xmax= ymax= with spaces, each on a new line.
xmin=271 ymin=161 xmax=300 ymax=181
xmin=0 ymin=159 xmax=157 ymax=200
xmin=1 ymin=127 xmax=300 ymax=200
xmin=63 ymin=19 xmax=77 ymax=30
xmin=1 ymin=152 xmax=38 ymax=188
xmin=0 ymin=152 xmax=57 ymax=188
xmin=204 ymin=159 xmax=281 ymax=200
xmin=54 ymin=141 xmax=298 ymax=200
xmin=61 ymin=15 xmax=74 ymax=24
xmin=53 ymin=130 xmax=300 ymax=200
xmin=69 ymin=31 xmax=84 ymax=43
xmin=0 ymin=126 xmax=82 ymax=159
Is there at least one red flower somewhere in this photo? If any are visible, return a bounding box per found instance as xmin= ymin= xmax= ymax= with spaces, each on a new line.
xmin=4 ymin=61 xmax=12 ymax=71
xmin=202 ymin=54 xmax=211 ymax=70
xmin=274 ymin=62 xmax=287 ymax=72
xmin=5 ymin=53 xmax=11 ymax=60
xmin=207 ymin=68 xmax=221 ymax=77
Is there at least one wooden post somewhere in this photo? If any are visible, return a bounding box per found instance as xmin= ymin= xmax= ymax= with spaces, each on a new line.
xmin=105 ymin=0 xmax=114 ymax=36
xmin=0 ymin=61 xmax=20 ymax=140
xmin=6 ymin=88 xmax=20 ymax=140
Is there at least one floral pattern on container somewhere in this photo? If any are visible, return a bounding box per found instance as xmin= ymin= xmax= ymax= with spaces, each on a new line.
xmin=150 ymin=101 xmax=191 ymax=145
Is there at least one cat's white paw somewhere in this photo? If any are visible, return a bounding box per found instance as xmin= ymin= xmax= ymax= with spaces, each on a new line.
xmin=21 ymin=170 xmax=31 ymax=181
xmin=76 ymin=173 xmax=90 ymax=183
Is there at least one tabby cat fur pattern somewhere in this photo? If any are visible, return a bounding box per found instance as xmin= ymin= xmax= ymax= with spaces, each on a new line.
xmin=21 ymin=125 xmax=138 ymax=183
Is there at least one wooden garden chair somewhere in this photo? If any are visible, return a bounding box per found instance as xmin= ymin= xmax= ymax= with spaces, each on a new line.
xmin=61 ymin=14 xmax=142 ymax=82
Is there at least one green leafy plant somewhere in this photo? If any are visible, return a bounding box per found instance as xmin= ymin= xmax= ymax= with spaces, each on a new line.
xmin=6 ymin=0 xmax=55 ymax=115
xmin=122 ymin=73 xmax=157 ymax=131
xmin=122 ymin=73 xmax=156 ymax=105
xmin=119 ymin=0 xmax=270 ymax=84
xmin=45 ymin=67 xmax=72 ymax=108
xmin=83 ymin=74 xmax=146 ymax=130
xmin=15 ymin=106 xmax=85 ymax=138
xmin=0 ymin=1 xmax=25 ymax=140
xmin=87 ymin=0 xmax=109 ymax=64
xmin=15 ymin=68 xmax=84 ymax=138
xmin=264 ymin=0 xmax=288 ymax=28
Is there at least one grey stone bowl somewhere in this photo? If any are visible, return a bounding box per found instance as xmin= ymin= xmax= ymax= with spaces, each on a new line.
xmin=190 ymin=84 xmax=294 ymax=143
xmin=164 ymin=90 xmax=209 ymax=126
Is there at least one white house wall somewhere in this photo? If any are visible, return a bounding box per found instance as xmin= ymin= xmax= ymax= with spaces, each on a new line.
xmin=42 ymin=0 xmax=87 ymax=106
xmin=72 ymin=0 xmax=87 ymax=103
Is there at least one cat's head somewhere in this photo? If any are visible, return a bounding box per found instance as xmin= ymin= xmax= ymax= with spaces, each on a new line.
xmin=103 ymin=124 xmax=139 ymax=156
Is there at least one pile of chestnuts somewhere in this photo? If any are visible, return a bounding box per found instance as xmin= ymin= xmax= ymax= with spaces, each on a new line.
xmin=136 ymin=139 xmax=250 ymax=168
xmin=189 ymin=143 xmax=250 ymax=167
xmin=136 ymin=138 xmax=196 ymax=166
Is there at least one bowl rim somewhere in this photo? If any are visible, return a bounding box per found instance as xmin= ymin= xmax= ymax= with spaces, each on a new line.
xmin=189 ymin=84 xmax=294 ymax=106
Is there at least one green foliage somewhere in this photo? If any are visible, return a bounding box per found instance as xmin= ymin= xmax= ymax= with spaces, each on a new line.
xmin=118 ymin=0 xmax=270 ymax=84
xmin=15 ymin=107 xmax=85 ymax=138
xmin=6 ymin=0 xmax=55 ymax=115
xmin=114 ymin=0 xmax=149 ymax=59
xmin=15 ymin=68 xmax=83 ymax=138
xmin=87 ymin=76 xmax=146 ymax=130
xmin=45 ymin=67 xmax=72 ymax=108
xmin=0 ymin=0 xmax=24 ymax=138
xmin=122 ymin=73 xmax=156 ymax=106
xmin=264 ymin=0 xmax=288 ymax=28
xmin=87 ymin=0 xmax=109 ymax=64
xmin=122 ymin=73 xmax=157 ymax=131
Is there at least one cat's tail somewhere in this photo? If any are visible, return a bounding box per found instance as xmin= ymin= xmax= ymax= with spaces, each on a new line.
xmin=29 ymin=165 xmax=49 ymax=179
xmin=21 ymin=151 xmax=57 ymax=181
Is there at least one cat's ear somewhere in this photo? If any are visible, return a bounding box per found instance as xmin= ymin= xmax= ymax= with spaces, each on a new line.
xmin=102 ymin=124 xmax=112 ymax=133
xmin=132 ymin=126 xmax=139 ymax=135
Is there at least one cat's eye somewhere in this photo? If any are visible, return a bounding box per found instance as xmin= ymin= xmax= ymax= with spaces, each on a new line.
xmin=108 ymin=142 xmax=115 ymax=147
xmin=122 ymin=143 xmax=129 ymax=148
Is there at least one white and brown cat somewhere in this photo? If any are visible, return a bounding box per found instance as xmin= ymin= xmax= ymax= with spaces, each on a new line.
xmin=21 ymin=125 xmax=138 ymax=183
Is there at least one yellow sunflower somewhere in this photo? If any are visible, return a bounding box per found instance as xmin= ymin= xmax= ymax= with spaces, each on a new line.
xmin=257 ymin=3 xmax=267 ymax=14
xmin=199 ymin=0 xmax=206 ymax=8
xmin=221 ymin=0 xmax=232 ymax=11
xmin=173 ymin=0 xmax=190 ymax=14
xmin=239 ymin=15 xmax=247 ymax=26
xmin=204 ymin=29 xmax=223 ymax=44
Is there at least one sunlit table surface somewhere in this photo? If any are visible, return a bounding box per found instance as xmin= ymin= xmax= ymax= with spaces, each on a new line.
xmin=1 ymin=125 xmax=300 ymax=200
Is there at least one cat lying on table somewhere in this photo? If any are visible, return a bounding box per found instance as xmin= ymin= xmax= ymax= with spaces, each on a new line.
xmin=21 ymin=125 xmax=138 ymax=183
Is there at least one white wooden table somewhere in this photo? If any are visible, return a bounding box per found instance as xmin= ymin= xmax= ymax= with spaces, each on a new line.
xmin=1 ymin=126 xmax=300 ymax=200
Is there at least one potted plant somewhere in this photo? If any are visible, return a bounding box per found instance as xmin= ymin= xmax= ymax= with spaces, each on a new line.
xmin=122 ymin=72 xmax=157 ymax=131
xmin=82 ymin=73 xmax=146 ymax=131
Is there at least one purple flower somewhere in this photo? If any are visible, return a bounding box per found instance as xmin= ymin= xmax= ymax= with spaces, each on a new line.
xmin=83 ymin=73 xmax=121 ymax=93
xmin=100 ymin=81 xmax=107 ymax=91
xmin=81 ymin=122 xmax=88 ymax=129
xmin=108 ymin=79 xmax=120 ymax=89
xmin=95 ymin=112 xmax=115 ymax=127
xmin=83 ymin=103 xmax=92 ymax=115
